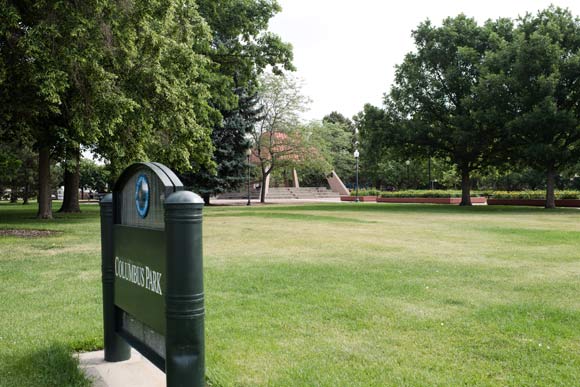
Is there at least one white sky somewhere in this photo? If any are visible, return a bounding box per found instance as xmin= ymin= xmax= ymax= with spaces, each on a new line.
xmin=269 ymin=0 xmax=580 ymax=121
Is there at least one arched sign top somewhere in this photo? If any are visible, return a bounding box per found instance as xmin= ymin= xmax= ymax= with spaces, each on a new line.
xmin=113 ymin=162 xmax=184 ymax=229
xmin=113 ymin=162 xmax=183 ymax=193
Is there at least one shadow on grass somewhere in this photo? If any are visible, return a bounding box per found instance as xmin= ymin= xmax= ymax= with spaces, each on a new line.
xmin=3 ymin=344 xmax=90 ymax=387
xmin=0 ymin=203 xmax=100 ymax=226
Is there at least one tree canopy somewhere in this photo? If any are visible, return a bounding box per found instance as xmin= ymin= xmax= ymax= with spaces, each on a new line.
xmin=387 ymin=15 xmax=514 ymax=205
xmin=360 ymin=7 xmax=580 ymax=207
xmin=0 ymin=0 xmax=293 ymax=215
xmin=496 ymin=7 xmax=580 ymax=207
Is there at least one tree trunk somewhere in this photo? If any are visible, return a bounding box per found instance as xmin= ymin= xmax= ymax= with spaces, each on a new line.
xmin=37 ymin=146 xmax=52 ymax=219
xmin=10 ymin=181 xmax=18 ymax=203
xmin=22 ymin=181 xmax=29 ymax=205
xmin=460 ymin=166 xmax=472 ymax=206
xmin=260 ymin=169 xmax=268 ymax=203
xmin=59 ymin=148 xmax=81 ymax=213
xmin=202 ymin=192 xmax=210 ymax=205
xmin=545 ymin=168 xmax=556 ymax=209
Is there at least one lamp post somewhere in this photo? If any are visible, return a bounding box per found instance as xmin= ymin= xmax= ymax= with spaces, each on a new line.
xmin=354 ymin=149 xmax=360 ymax=202
xmin=428 ymin=157 xmax=432 ymax=190
xmin=246 ymin=147 xmax=252 ymax=206
xmin=405 ymin=160 xmax=411 ymax=189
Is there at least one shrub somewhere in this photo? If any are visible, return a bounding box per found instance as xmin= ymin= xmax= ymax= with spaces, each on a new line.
xmin=379 ymin=190 xmax=483 ymax=198
xmin=490 ymin=190 xmax=580 ymax=199
xmin=350 ymin=189 xmax=382 ymax=196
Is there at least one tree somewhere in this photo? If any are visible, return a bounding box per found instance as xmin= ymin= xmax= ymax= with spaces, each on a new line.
xmin=297 ymin=118 xmax=355 ymax=186
xmin=323 ymin=111 xmax=354 ymax=130
xmin=252 ymin=73 xmax=310 ymax=202
xmin=0 ymin=1 xmax=55 ymax=217
xmin=93 ymin=0 xmax=218 ymax=178
xmin=0 ymin=140 xmax=35 ymax=203
xmin=180 ymin=88 xmax=263 ymax=204
xmin=321 ymin=112 xmax=356 ymax=183
xmin=183 ymin=0 xmax=294 ymax=203
xmin=356 ymin=104 xmax=455 ymax=190
xmin=356 ymin=104 xmax=396 ymax=188
xmin=499 ymin=7 xmax=580 ymax=208
xmin=79 ymin=158 xmax=109 ymax=198
xmin=1 ymin=1 xmax=136 ymax=217
xmin=197 ymin=0 xmax=294 ymax=86
xmin=1 ymin=1 xmax=219 ymax=217
xmin=389 ymin=15 xmax=513 ymax=205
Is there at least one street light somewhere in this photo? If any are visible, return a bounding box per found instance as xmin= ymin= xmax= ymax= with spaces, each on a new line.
xmin=245 ymin=132 xmax=254 ymax=206
xmin=354 ymin=149 xmax=360 ymax=202
xmin=405 ymin=160 xmax=411 ymax=188
xmin=245 ymin=147 xmax=252 ymax=206
xmin=428 ymin=156 xmax=432 ymax=190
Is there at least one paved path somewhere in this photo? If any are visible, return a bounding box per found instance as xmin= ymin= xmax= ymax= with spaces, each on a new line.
xmin=210 ymin=197 xmax=343 ymax=206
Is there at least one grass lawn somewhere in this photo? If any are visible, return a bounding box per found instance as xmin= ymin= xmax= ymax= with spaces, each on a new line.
xmin=1 ymin=201 xmax=579 ymax=386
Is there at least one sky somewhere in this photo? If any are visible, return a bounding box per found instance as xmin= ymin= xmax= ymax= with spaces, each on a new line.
xmin=268 ymin=0 xmax=580 ymax=121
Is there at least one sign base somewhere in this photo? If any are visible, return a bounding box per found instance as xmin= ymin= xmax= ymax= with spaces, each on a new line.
xmin=78 ymin=349 xmax=165 ymax=387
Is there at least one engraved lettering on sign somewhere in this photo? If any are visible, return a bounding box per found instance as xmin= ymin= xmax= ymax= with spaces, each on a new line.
xmin=115 ymin=257 xmax=163 ymax=295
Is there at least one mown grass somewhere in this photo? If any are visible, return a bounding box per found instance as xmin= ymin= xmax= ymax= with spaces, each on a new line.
xmin=1 ymin=202 xmax=579 ymax=386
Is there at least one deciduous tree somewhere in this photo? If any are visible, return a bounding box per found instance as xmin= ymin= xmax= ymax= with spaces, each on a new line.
xmin=389 ymin=15 xmax=513 ymax=205
xmin=252 ymin=73 xmax=310 ymax=202
xmin=500 ymin=7 xmax=580 ymax=208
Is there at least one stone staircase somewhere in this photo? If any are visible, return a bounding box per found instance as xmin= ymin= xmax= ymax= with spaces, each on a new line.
xmin=217 ymin=187 xmax=340 ymax=200
xmin=266 ymin=187 xmax=340 ymax=200
xmin=217 ymin=188 xmax=260 ymax=200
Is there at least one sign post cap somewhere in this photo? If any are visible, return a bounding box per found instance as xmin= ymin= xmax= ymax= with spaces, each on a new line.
xmin=165 ymin=190 xmax=204 ymax=205
xmin=101 ymin=193 xmax=113 ymax=204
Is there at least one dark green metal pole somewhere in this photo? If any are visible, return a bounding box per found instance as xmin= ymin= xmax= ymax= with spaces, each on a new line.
xmin=164 ymin=191 xmax=205 ymax=387
xmin=247 ymin=154 xmax=251 ymax=206
xmin=100 ymin=194 xmax=131 ymax=362
xmin=355 ymin=157 xmax=359 ymax=203
xmin=428 ymin=157 xmax=432 ymax=190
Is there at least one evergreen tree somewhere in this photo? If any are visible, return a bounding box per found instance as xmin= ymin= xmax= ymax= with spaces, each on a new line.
xmin=181 ymin=88 xmax=263 ymax=203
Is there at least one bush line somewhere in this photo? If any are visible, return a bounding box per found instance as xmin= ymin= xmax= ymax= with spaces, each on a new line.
xmin=348 ymin=189 xmax=580 ymax=199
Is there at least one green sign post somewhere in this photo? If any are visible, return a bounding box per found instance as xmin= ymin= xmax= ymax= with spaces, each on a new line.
xmin=100 ymin=162 xmax=204 ymax=386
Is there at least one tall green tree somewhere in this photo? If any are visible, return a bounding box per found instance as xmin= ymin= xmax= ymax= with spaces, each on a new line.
xmin=1 ymin=1 xmax=219 ymax=217
xmin=389 ymin=15 xmax=513 ymax=205
xmin=1 ymin=1 xmax=138 ymax=217
xmin=356 ymin=104 xmax=395 ymax=188
xmin=94 ymin=0 xmax=217 ymax=176
xmin=500 ymin=7 xmax=580 ymax=208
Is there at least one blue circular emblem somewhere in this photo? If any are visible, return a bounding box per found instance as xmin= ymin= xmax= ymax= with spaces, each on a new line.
xmin=135 ymin=174 xmax=150 ymax=218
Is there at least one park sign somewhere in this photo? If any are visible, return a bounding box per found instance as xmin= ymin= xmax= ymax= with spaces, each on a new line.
xmin=100 ymin=162 xmax=204 ymax=386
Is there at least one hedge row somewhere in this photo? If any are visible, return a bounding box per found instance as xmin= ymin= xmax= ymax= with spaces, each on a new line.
xmin=489 ymin=190 xmax=580 ymax=199
xmin=350 ymin=190 xmax=480 ymax=198
xmin=349 ymin=189 xmax=580 ymax=199
xmin=349 ymin=189 xmax=383 ymax=196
